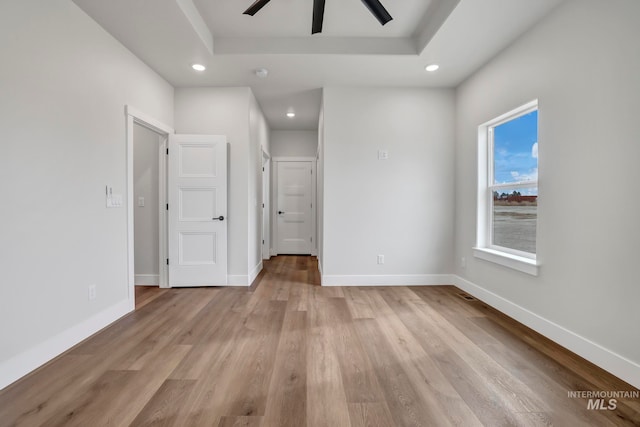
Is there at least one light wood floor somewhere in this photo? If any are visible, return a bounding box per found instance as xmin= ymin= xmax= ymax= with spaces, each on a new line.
xmin=1 ymin=256 xmax=638 ymax=426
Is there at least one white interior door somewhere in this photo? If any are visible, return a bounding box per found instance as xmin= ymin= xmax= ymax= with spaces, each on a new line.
xmin=276 ymin=161 xmax=312 ymax=254
xmin=168 ymin=134 xmax=227 ymax=286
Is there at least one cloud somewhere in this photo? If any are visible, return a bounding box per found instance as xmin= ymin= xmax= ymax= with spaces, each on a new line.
xmin=510 ymin=168 xmax=538 ymax=182
xmin=531 ymin=142 xmax=538 ymax=159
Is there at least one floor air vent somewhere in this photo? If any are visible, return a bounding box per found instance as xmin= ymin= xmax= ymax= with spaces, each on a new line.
xmin=457 ymin=292 xmax=477 ymax=301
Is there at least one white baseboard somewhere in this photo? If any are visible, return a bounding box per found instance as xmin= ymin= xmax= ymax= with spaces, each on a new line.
xmin=0 ymin=298 xmax=132 ymax=391
xmin=249 ymin=261 xmax=263 ymax=285
xmin=135 ymin=274 xmax=159 ymax=286
xmin=227 ymin=262 xmax=263 ymax=287
xmin=321 ymin=274 xmax=454 ymax=287
xmin=452 ymin=275 xmax=640 ymax=389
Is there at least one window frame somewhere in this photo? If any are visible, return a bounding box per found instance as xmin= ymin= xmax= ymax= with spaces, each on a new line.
xmin=474 ymin=100 xmax=540 ymax=275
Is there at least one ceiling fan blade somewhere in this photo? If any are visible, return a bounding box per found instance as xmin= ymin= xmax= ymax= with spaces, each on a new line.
xmin=360 ymin=0 xmax=393 ymax=26
xmin=312 ymin=0 xmax=326 ymax=34
xmin=243 ymin=0 xmax=272 ymax=16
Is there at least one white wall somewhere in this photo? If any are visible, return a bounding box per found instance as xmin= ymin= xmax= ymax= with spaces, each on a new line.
xmin=0 ymin=0 xmax=174 ymax=388
xmin=174 ymin=88 xmax=250 ymax=282
xmin=270 ymin=130 xmax=318 ymax=158
xmin=248 ymin=92 xmax=270 ymax=281
xmin=321 ymin=87 xmax=455 ymax=284
xmin=174 ymin=87 xmax=269 ymax=285
xmin=133 ymin=124 xmax=161 ymax=283
xmin=317 ymin=104 xmax=325 ymax=271
xmin=454 ymin=0 xmax=640 ymax=387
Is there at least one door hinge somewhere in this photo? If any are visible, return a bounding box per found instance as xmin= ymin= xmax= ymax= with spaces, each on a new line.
xmin=262 ymin=167 xmax=265 ymax=172
xmin=166 ymin=148 xmax=169 ymax=155
xmin=262 ymin=203 xmax=265 ymax=208
xmin=262 ymin=239 xmax=265 ymax=244
xmin=166 ymin=258 xmax=169 ymax=265
xmin=166 ymin=203 xmax=169 ymax=210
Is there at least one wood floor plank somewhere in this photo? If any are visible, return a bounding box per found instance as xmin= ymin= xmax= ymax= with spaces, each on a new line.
xmin=405 ymin=289 xmax=550 ymax=414
xmin=168 ymin=309 xmax=245 ymax=380
xmin=354 ymin=316 xmax=443 ymax=427
xmin=0 ymin=354 xmax=94 ymax=426
xmin=173 ymin=289 xmax=244 ymax=346
xmin=262 ymin=310 xmax=307 ymax=427
xmin=217 ymin=416 xmax=263 ymax=427
xmin=129 ymin=379 xmax=197 ymax=426
xmin=135 ymin=286 xmax=169 ymax=310
xmin=69 ymin=289 xmax=193 ymax=355
xmin=347 ymin=402 xmax=396 ymax=427
xmin=1 ymin=255 xmax=637 ymax=427
xmin=466 ymin=317 xmax=630 ymax=426
xmin=287 ymin=280 xmax=310 ymax=312
xmin=222 ymin=301 xmax=286 ymax=417
xmin=42 ymin=344 xmax=191 ymax=427
xmin=372 ymin=290 xmax=483 ymax=426
xmin=306 ymin=295 xmax=352 ymax=427
xmin=324 ymin=297 xmax=387 ymax=404
xmin=343 ymin=286 xmax=376 ymax=319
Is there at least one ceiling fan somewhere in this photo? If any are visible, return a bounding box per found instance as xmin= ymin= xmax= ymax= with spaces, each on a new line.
xmin=243 ymin=0 xmax=393 ymax=34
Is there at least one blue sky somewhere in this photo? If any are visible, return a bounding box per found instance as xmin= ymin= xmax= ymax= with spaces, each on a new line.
xmin=494 ymin=110 xmax=538 ymax=187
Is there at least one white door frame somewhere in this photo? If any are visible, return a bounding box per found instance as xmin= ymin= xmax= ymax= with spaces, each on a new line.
xmin=125 ymin=106 xmax=174 ymax=308
xmin=272 ymin=157 xmax=317 ymax=256
xmin=262 ymin=149 xmax=271 ymax=260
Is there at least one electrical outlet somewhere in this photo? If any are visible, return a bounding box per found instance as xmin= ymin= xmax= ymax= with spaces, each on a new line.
xmin=88 ymin=284 xmax=97 ymax=301
xmin=461 ymin=257 xmax=466 ymax=269
xmin=377 ymin=254 xmax=385 ymax=265
xmin=378 ymin=150 xmax=389 ymax=160
xmin=138 ymin=196 xmax=145 ymax=207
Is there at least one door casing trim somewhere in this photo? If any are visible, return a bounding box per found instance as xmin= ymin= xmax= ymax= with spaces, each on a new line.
xmin=125 ymin=106 xmax=174 ymax=306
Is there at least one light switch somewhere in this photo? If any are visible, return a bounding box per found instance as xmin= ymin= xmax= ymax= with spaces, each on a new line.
xmin=138 ymin=197 xmax=145 ymax=207
xmin=106 ymin=194 xmax=123 ymax=208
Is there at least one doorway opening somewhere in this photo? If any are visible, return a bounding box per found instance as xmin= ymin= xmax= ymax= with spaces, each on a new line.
xmin=132 ymin=123 xmax=166 ymax=306
xmin=125 ymin=106 xmax=173 ymax=310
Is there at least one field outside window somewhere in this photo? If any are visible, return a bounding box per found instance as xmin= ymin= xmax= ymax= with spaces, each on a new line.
xmin=476 ymin=100 xmax=539 ymax=272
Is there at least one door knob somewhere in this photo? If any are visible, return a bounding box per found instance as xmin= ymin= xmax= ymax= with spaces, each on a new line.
xmin=212 ymin=216 xmax=225 ymax=221
xmin=278 ymin=211 xmax=285 ymax=215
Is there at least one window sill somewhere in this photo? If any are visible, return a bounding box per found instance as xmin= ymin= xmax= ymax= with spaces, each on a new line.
xmin=473 ymin=247 xmax=539 ymax=276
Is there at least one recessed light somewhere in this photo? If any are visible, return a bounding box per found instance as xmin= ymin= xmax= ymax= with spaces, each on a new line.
xmin=425 ymin=64 xmax=439 ymax=72
xmin=255 ymin=68 xmax=269 ymax=78
xmin=286 ymin=112 xmax=295 ymax=118
xmin=192 ymin=64 xmax=206 ymax=71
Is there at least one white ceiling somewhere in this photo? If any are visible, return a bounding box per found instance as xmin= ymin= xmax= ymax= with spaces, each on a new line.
xmin=197 ymin=0 xmax=434 ymax=38
xmin=72 ymin=0 xmax=564 ymax=130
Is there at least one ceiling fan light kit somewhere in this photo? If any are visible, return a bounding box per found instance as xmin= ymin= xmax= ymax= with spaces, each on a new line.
xmin=243 ymin=0 xmax=393 ymax=34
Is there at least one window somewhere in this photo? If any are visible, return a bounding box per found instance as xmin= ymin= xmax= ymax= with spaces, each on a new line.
xmin=475 ymin=100 xmax=539 ymax=275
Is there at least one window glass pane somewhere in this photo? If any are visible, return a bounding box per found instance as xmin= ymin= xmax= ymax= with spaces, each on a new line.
xmin=492 ymin=187 xmax=537 ymax=253
xmin=493 ymin=110 xmax=538 ymax=185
